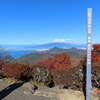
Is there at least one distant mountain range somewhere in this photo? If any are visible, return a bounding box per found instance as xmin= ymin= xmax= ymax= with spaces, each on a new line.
xmin=2 ymin=42 xmax=86 ymax=50
xmin=27 ymin=42 xmax=86 ymax=50
xmin=41 ymin=47 xmax=86 ymax=55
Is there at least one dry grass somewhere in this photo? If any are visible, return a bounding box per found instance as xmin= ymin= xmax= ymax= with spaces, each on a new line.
xmin=56 ymin=89 xmax=99 ymax=100
xmin=3 ymin=78 xmax=24 ymax=84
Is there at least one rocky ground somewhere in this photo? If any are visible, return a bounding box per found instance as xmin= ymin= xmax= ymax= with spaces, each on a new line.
xmin=0 ymin=79 xmax=99 ymax=100
xmin=0 ymin=80 xmax=59 ymax=100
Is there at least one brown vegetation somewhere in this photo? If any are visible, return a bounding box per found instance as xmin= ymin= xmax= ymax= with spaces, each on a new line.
xmin=0 ymin=61 xmax=30 ymax=80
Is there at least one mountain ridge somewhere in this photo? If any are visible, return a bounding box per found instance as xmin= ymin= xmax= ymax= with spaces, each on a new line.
xmin=41 ymin=47 xmax=86 ymax=55
xmin=27 ymin=42 xmax=86 ymax=49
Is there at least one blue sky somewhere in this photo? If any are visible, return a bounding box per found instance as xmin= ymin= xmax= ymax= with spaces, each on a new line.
xmin=0 ymin=0 xmax=100 ymax=44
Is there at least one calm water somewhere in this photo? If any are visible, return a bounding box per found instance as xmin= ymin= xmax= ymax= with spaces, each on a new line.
xmin=9 ymin=50 xmax=37 ymax=59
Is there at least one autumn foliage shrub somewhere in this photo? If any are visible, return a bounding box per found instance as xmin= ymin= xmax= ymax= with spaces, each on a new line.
xmin=36 ymin=57 xmax=55 ymax=74
xmin=53 ymin=63 xmax=100 ymax=91
xmin=0 ymin=61 xmax=53 ymax=86
xmin=0 ymin=61 xmax=5 ymax=78
xmin=53 ymin=64 xmax=84 ymax=90
xmin=80 ymin=44 xmax=100 ymax=66
xmin=92 ymin=44 xmax=100 ymax=53
xmin=64 ymin=63 xmax=100 ymax=90
xmin=0 ymin=61 xmax=30 ymax=80
xmin=61 ymin=64 xmax=85 ymax=90
xmin=35 ymin=53 xmax=72 ymax=74
xmin=79 ymin=44 xmax=100 ymax=90
xmin=53 ymin=53 xmax=72 ymax=70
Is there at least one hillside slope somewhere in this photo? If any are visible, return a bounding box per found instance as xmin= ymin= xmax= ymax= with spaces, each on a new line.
xmin=11 ymin=51 xmax=85 ymax=67
xmin=12 ymin=53 xmax=54 ymax=64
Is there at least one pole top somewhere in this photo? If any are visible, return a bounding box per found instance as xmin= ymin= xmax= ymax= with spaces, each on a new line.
xmin=88 ymin=8 xmax=92 ymax=12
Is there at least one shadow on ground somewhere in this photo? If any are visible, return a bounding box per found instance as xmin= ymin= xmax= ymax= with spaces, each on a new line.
xmin=0 ymin=83 xmax=24 ymax=100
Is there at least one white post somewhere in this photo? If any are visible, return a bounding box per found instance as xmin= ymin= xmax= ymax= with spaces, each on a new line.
xmin=86 ymin=8 xmax=92 ymax=100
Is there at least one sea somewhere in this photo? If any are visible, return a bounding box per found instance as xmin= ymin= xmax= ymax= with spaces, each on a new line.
xmin=8 ymin=50 xmax=37 ymax=59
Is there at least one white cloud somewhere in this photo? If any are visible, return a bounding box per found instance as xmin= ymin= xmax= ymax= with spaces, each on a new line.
xmin=50 ymin=39 xmax=74 ymax=43
xmin=35 ymin=49 xmax=49 ymax=51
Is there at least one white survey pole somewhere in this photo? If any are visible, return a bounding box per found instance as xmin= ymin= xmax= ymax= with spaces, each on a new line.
xmin=86 ymin=8 xmax=92 ymax=100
